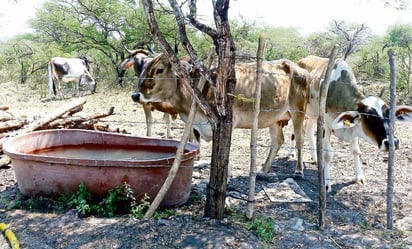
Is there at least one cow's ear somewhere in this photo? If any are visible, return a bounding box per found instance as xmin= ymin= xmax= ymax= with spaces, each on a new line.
xmin=395 ymin=105 xmax=412 ymax=121
xmin=331 ymin=111 xmax=360 ymax=129
xmin=124 ymin=60 xmax=134 ymax=69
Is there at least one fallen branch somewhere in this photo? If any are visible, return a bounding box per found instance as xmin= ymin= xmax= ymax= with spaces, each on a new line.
xmin=47 ymin=106 xmax=115 ymax=129
xmin=0 ymin=120 xmax=26 ymax=133
xmin=20 ymin=97 xmax=87 ymax=133
xmin=0 ymin=99 xmax=122 ymax=154
xmin=0 ymin=108 xmax=18 ymax=122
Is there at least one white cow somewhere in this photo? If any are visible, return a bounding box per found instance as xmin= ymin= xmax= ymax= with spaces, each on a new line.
xmin=47 ymin=57 xmax=96 ymax=99
xmin=297 ymin=55 xmax=412 ymax=191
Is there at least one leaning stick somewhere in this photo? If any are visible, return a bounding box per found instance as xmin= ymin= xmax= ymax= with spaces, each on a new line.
xmin=246 ymin=35 xmax=265 ymax=219
xmin=144 ymin=48 xmax=215 ymax=218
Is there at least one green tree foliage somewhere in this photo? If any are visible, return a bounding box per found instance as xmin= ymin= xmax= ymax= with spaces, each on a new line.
xmin=30 ymin=0 xmax=145 ymax=85
xmin=384 ymin=24 xmax=412 ymax=94
xmin=0 ymin=33 xmax=68 ymax=96
xmin=304 ymin=32 xmax=335 ymax=57
xmin=1 ymin=0 xmax=411 ymax=98
xmin=29 ymin=0 xmax=183 ymax=87
xmin=349 ymin=36 xmax=389 ymax=82
xmin=261 ymin=26 xmax=307 ymax=61
xmin=230 ymin=18 xmax=307 ymax=62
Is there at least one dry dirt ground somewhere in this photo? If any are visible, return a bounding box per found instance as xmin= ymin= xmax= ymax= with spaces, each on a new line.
xmin=0 ymin=80 xmax=411 ymax=249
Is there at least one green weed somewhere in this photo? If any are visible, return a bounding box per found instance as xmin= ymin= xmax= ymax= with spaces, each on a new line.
xmin=59 ymin=182 xmax=153 ymax=218
xmin=246 ymin=216 xmax=276 ymax=243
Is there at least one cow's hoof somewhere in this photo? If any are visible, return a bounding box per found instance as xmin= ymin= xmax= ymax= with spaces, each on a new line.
xmin=256 ymin=172 xmax=277 ymax=181
xmin=293 ymin=172 xmax=304 ymax=180
xmin=354 ymin=179 xmax=365 ymax=186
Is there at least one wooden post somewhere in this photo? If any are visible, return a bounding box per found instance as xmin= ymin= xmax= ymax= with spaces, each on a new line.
xmin=386 ymin=49 xmax=396 ymax=230
xmin=317 ymin=45 xmax=338 ymax=230
xmin=144 ymin=47 xmax=215 ymax=218
xmin=246 ymin=35 xmax=265 ymax=219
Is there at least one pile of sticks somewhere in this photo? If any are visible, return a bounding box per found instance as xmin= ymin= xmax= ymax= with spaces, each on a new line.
xmin=0 ymin=98 xmax=127 ymax=166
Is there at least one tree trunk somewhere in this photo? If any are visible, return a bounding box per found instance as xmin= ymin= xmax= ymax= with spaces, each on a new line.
xmin=204 ymin=116 xmax=232 ymax=218
xmin=116 ymin=68 xmax=127 ymax=86
xmin=203 ymin=0 xmax=236 ymax=220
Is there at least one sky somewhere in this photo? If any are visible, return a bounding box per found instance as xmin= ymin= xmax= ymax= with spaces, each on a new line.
xmin=0 ymin=0 xmax=411 ymax=41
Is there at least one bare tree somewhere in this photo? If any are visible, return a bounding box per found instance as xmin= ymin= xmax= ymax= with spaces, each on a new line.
xmin=141 ymin=0 xmax=236 ymax=219
xmin=330 ymin=20 xmax=371 ymax=60
xmin=383 ymin=0 xmax=410 ymax=10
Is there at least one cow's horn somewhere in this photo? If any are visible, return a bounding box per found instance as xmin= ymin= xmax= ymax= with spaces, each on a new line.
xmin=123 ymin=43 xmax=138 ymax=55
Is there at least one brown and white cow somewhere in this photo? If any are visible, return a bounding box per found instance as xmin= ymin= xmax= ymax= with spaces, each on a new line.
xmin=47 ymin=57 xmax=96 ymax=99
xmin=297 ymin=55 xmax=412 ymax=191
xmin=120 ymin=47 xmax=178 ymax=138
xmin=132 ymin=53 xmax=311 ymax=177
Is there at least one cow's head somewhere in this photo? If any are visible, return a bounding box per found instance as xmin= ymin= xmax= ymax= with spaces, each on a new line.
xmin=132 ymin=53 xmax=179 ymax=104
xmin=120 ymin=48 xmax=153 ymax=77
xmin=80 ymin=72 xmax=97 ymax=94
xmin=331 ymin=96 xmax=412 ymax=151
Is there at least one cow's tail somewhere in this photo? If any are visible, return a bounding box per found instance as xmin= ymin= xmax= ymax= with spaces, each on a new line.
xmin=47 ymin=61 xmax=56 ymax=97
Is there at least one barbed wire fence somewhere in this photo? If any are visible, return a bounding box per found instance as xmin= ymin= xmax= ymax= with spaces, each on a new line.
xmin=1 ymin=51 xmax=410 ymax=229
xmin=1 ymin=63 xmax=409 ymax=161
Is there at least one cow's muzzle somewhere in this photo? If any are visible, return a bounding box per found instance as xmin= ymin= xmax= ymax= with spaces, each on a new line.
xmin=131 ymin=93 xmax=140 ymax=103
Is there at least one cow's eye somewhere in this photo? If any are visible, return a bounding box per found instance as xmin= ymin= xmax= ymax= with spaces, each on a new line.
xmin=156 ymin=68 xmax=164 ymax=74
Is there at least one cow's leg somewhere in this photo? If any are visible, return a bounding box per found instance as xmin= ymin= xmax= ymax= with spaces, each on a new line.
xmin=288 ymin=123 xmax=296 ymax=158
xmin=350 ymin=137 xmax=365 ymax=185
xmin=306 ymin=118 xmax=317 ymax=163
xmin=141 ymin=104 xmax=152 ymax=137
xmin=261 ymin=124 xmax=284 ymax=173
xmin=322 ymin=128 xmax=334 ymax=192
xmin=74 ymin=79 xmax=80 ymax=97
xmin=288 ymin=133 xmax=295 ymax=158
xmin=288 ymin=118 xmax=317 ymax=163
xmin=57 ymin=81 xmax=65 ymax=99
xmin=291 ymin=116 xmax=305 ymax=180
xmin=162 ymin=113 xmax=172 ymax=138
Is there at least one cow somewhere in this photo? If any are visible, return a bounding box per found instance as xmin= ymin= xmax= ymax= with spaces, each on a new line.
xmin=47 ymin=57 xmax=96 ymax=99
xmin=132 ymin=53 xmax=311 ymax=178
xmin=296 ymin=55 xmax=412 ymax=191
xmin=120 ymin=47 xmax=178 ymax=138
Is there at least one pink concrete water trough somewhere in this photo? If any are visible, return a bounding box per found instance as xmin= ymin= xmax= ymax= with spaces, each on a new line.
xmin=3 ymin=129 xmax=199 ymax=207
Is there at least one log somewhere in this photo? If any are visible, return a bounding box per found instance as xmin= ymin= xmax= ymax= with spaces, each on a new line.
xmin=0 ymin=100 xmax=121 ymax=153
xmin=86 ymin=106 xmax=115 ymax=119
xmin=47 ymin=117 xmax=87 ymax=129
xmin=47 ymin=107 xmax=115 ymax=129
xmin=0 ymin=110 xmax=16 ymax=122
xmin=19 ymin=97 xmax=87 ymax=133
xmin=65 ymin=106 xmax=83 ymax=117
xmin=0 ymin=119 xmax=26 ymax=133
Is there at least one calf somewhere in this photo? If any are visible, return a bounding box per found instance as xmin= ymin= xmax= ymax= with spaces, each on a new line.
xmin=297 ymin=55 xmax=412 ymax=191
xmin=47 ymin=57 xmax=96 ymax=99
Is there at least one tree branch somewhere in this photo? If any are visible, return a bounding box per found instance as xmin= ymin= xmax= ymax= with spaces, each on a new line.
xmin=142 ymin=0 xmax=218 ymax=123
